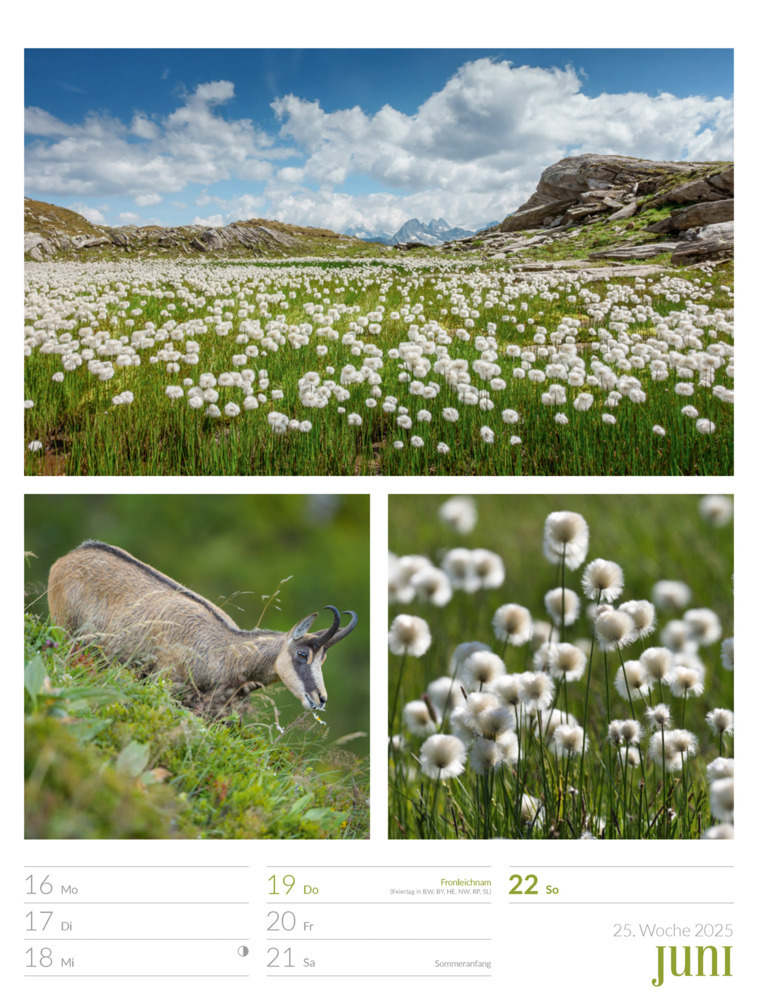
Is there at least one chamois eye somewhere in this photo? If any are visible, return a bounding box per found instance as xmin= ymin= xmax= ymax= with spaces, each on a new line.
xmin=296 ymin=649 xmax=308 ymax=660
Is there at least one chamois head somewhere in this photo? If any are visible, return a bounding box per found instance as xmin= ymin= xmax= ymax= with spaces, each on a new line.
xmin=275 ymin=606 xmax=358 ymax=710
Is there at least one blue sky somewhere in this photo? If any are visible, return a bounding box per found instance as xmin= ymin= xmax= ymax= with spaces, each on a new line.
xmin=24 ymin=49 xmax=734 ymax=234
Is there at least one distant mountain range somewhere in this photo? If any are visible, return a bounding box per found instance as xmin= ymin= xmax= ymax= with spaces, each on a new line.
xmin=348 ymin=217 xmax=500 ymax=246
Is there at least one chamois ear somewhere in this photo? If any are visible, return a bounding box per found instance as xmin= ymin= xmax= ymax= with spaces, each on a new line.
xmin=289 ymin=612 xmax=319 ymax=641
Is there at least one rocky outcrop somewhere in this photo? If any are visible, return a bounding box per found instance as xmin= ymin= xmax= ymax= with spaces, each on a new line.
xmin=438 ymin=154 xmax=734 ymax=268
xmin=499 ymin=154 xmax=733 ymax=237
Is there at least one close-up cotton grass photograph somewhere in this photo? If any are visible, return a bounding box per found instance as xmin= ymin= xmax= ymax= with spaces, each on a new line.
xmin=388 ymin=493 xmax=733 ymax=839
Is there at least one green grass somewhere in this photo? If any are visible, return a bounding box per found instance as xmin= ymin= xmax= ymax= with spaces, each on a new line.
xmin=25 ymin=615 xmax=369 ymax=839
xmin=24 ymin=258 xmax=733 ymax=476
xmin=388 ymin=494 xmax=733 ymax=840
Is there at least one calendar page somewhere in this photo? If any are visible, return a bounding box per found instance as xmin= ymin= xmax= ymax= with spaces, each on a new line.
xmin=17 ymin=10 xmax=745 ymax=999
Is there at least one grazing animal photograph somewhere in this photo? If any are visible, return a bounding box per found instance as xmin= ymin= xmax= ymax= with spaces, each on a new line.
xmin=24 ymin=493 xmax=369 ymax=840
xmin=48 ymin=540 xmax=358 ymax=713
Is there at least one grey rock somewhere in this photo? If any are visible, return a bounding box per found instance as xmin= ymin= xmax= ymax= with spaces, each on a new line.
xmin=647 ymin=198 xmax=734 ymax=234
xmin=671 ymin=221 xmax=734 ymax=264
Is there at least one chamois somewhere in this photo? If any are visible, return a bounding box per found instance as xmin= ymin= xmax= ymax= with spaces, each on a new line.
xmin=47 ymin=540 xmax=358 ymax=710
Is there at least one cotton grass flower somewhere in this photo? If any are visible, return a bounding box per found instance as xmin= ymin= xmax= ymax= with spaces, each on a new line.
xmin=491 ymin=603 xmax=532 ymax=645
xmin=388 ymin=615 xmax=432 ymax=657
xmin=706 ymin=708 xmax=734 ymax=737
xmin=652 ymin=580 xmax=692 ymax=610
xmin=419 ymin=734 xmax=467 ymax=780
xmin=614 ymin=661 xmax=650 ymax=700
xmin=402 ymin=700 xmax=437 ymax=737
xmin=706 ymin=757 xmax=734 ymax=782
xmin=449 ymin=641 xmax=491 ymax=676
xmin=619 ymin=600 xmax=656 ymax=639
xmin=546 ymin=643 xmax=587 ymax=682
xmin=666 ymin=665 xmax=704 ymax=699
xmin=684 ymin=607 xmax=722 ymax=645
xmin=582 ymin=559 xmax=624 ymax=601
xmin=702 ymin=823 xmax=734 ymax=839
xmin=594 ymin=609 xmax=636 ymax=651
xmin=410 ymin=566 xmax=453 ymax=607
xmin=645 ymin=703 xmax=671 ymax=730
xmin=608 ymin=719 xmax=642 ymax=746
xmin=519 ymin=672 xmax=555 ymax=714
xmin=462 ymin=650 xmax=505 ymax=689
xmin=699 ymin=494 xmax=733 ymax=527
xmin=470 ymin=549 xmax=505 ymax=589
xmin=639 ymin=646 xmax=673 ymax=683
xmin=551 ymin=724 xmax=589 ymax=758
xmin=426 ymin=677 xmax=466 ymax=718
xmin=709 ymin=777 xmax=734 ymax=821
xmin=469 ymin=737 xmax=506 ymax=774
xmin=649 ymin=729 xmax=698 ymax=770
xmin=543 ymin=587 xmax=581 ymax=626
xmin=487 ymin=674 xmax=522 ymax=709
xmin=542 ymin=511 xmax=589 ymax=570
xmin=438 ymin=496 xmax=477 ymax=534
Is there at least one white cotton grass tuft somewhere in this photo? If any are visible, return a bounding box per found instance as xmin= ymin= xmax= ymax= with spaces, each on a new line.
xmin=543 ymin=587 xmax=581 ymax=626
xmin=651 ymin=580 xmax=692 ymax=611
xmin=426 ymin=677 xmax=466 ymax=718
xmin=683 ymin=607 xmax=722 ymax=646
xmin=418 ymin=734 xmax=467 ymax=780
xmin=618 ymin=600 xmax=657 ymax=640
xmin=614 ymin=661 xmax=650 ymax=700
xmin=519 ymin=671 xmax=555 ymax=714
xmin=491 ymin=604 xmax=532 ymax=645
xmin=409 ymin=566 xmax=453 ymax=607
xmin=660 ymin=619 xmax=696 ymax=654
xmin=551 ymin=723 xmax=589 ymax=758
xmin=608 ymin=719 xmax=642 ymax=747
xmin=469 ymin=737 xmax=506 ymax=775
xmin=542 ymin=511 xmax=589 ymax=570
xmin=665 ymin=665 xmax=705 ymax=699
xmin=709 ymin=777 xmax=734 ymax=822
xmin=402 ymin=700 xmax=437 ymax=737
xmin=649 ymin=729 xmax=698 ymax=769
xmin=706 ymin=708 xmax=734 ymax=736
xmin=546 ymin=643 xmax=587 ymax=682
xmin=645 ymin=703 xmax=672 ymax=730
xmin=698 ymin=494 xmax=733 ymax=527
xmin=461 ymin=650 xmax=505 ymax=689
xmin=582 ymin=558 xmax=624 ymax=601
xmin=594 ymin=608 xmax=636 ymax=651
xmin=470 ymin=549 xmax=506 ymax=589
xmin=388 ymin=614 xmax=432 ymax=657
xmin=639 ymin=647 xmax=673 ymax=683
xmin=453 ymin=693 xmax=514 ymax=740
xmin=538 ymin=708 xmax=578 ymax=740
xmin=702 ymin=823 xmax=734 ymax=840
xmin=706 ymin=757 xmax=734 ymax=782
xmin=487 ymin=674 xmax=522 ymax=709
xmin=438 ymin=495 xmax=477 ymax=534
xmin=449 ymin=641 xmax=491 ymax=677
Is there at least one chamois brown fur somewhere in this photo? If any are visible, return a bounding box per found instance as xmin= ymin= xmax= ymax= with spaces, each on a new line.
xmin=47 ymin=540 xmax=357 ymax=710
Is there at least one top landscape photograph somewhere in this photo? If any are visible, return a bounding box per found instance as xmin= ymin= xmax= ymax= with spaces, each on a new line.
xmin=23 ymin=48 xmax=734 ymax=476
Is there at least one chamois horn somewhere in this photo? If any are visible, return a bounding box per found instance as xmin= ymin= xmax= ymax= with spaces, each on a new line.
xmin=312 ymin=606 xmax=359 ymax=649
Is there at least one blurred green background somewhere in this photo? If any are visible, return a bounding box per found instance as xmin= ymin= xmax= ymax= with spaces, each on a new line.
xmin=25 ymin=493 xmax=369 ymax=750
xmin=390 ymin=493 xmax=733 ymax=626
